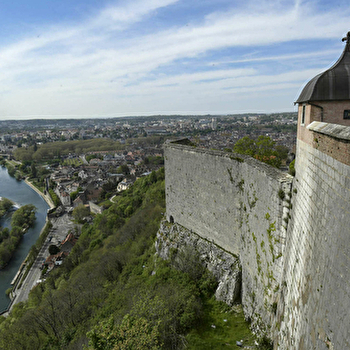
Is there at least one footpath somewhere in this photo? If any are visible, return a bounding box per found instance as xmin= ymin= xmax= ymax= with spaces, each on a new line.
xmin=24 ymin=178 xmax=55 ymax=209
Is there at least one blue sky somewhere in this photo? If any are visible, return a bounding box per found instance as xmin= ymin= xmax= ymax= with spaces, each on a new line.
xmin=0 ymin=0 xmax=349 ymax=120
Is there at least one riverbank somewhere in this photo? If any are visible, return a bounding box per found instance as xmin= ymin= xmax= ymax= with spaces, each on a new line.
xmin=24 ymin=178 xmax=55 ymax=210
xmin=3 ymin=160 xmax=55 ymax=210
xmin=0 ymin=217 xmax=51 ymax=317
xmin=4 ymin=219 xmax=53 ymax=316
xmin=0 ymin=167 xmax=49 ymax=314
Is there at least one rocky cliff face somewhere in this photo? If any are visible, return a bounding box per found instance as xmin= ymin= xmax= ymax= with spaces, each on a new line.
xmin=155 ymin=220 xmax=242 ymax=306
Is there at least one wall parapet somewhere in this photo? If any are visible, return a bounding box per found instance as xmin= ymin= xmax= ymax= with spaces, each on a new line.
xmin=305 ymin=121 xmax=350 ymax=165
xmin=307 ymin=121 xmax=350 ymax=141
xmin=164 ymin=142 xmax=291 ymax=183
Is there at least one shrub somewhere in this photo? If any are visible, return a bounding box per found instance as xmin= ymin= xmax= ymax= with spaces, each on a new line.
xmin=289 ymin=159 xmax=295 ymax=176
xmin=278 ymin=189 xmax=285 ymax=200
xmin=49 ymin=245 xmax=60 ymax=255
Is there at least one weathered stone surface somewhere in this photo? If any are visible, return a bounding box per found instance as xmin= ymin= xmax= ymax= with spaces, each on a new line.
xmin=307 ymin=121 xmax=350 ymax=141
xmin=163 ymin=136 xmax=350 ymax=349
xmin=278 ymin=140 xmax=350 ymax=350
xmin=164 ymin=142 xmax=293 ymax=338
xmin=155 ymin=221 xmax=241 ymax=305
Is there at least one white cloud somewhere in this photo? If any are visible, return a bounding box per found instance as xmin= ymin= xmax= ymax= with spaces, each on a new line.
xmin=0 ymin=0 xmax=349 ymax=117
xmin=95 ymin=0 xmax=179 ymax=28
xmin=208 ymin=50 xmax=341 ymax=66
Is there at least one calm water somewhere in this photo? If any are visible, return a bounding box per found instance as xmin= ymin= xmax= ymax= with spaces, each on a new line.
xmin=0 ymin=166 xmax=49 ymax=313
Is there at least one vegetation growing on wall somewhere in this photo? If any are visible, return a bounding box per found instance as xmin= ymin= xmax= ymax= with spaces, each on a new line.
xmin=278 ymin=189 xmax=285 ymax=200
xmin=227 ymin=168 xmax=234 ymax=184
xmin=233 ymin=136 xmax=288 ymax=168
xmin=237 ymin=179 xmax=245 ymax=193
xmin=289 ymin=159 xmax=295 ymax=176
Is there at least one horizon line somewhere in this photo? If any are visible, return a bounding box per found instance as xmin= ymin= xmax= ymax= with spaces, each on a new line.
xmin=0 ymin=109 xmax=297 ymax=122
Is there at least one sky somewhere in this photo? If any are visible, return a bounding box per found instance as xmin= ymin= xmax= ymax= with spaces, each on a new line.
xmin=0 ymin=0 xmax=349 ymax=120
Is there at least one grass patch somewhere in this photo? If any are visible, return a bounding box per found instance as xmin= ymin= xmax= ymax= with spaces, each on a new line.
xmin=30 ymin=179 xmax=45 ymax=192
xmin=186 ymin=298 xmax=257 ymax=349
xmin=5 ymin=159 xmax=19 ymax=167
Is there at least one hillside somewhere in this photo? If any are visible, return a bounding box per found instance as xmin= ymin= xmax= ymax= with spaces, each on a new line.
xmin=0 ymin=169 xmax=261 ymax=349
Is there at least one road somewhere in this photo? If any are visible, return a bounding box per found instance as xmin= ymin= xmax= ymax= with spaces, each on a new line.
xmin=14 ymin=238 xmax=52 ymax=304
xmin=9 ymin=214 xmax=77 ymax=310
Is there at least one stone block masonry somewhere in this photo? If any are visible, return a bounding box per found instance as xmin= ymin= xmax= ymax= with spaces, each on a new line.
xmin=164 ymin=141 xmax=293 ymax=338
xmin=278 ymin=138 xmax=350 ymax=350
xmin=164 ymin=132 xmax=350 ymax=349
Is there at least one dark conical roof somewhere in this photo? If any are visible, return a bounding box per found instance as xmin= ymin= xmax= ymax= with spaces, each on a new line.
xmin=296 ymin=32 xmax=350 ymax=103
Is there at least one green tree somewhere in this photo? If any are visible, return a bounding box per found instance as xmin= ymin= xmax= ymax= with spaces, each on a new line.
xmin=149 ymin=171 xmax=157 ymax=184
xmin=49 ymin=189 xmax=61 ymax=207
xmin=233 ymin=136 xmax=283 ymax=168
xmin=117 ymin=164 xmax=130 ymax=175
xmin=0 ymin=198 xmax=13 ymax=217
xmin=72 ymin=204 xmax=90 ymax=223
xmin=70 ymin=187 xmax=83 ymax=201
xmin=7 ymin=165 xmax=16 ymax=177
xmin=233 ymin=136 xmax=257 ymax=157
xmin=11 ymin=205 xmax=36 ymax=229
xmin=87 ymin=315 xmax=162 ymax=350
xmin=275 ymin=145 xmax=289 ymax=161
xmin=49 ymin=245 xmax=60 ymax=255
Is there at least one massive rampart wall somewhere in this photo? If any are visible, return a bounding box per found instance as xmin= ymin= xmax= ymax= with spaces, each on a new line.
xmin=165 ymin=130 xmax=350 ymax=349
xmin=277 ymin=124 xmax=350 ymax=350
xmin=164 ymin=142 xmax=293 ymax=335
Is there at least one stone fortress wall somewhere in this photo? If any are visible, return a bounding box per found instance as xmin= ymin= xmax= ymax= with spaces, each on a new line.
xmin=277 ymin=123 xmax=350 ymax=350
xmin=164 ymin=141 xmax=293 ymax=340
xmin=164 ymin=128 xmax=350 ymax=349
xmin=164 ymin=35 xmax=350 ymax=348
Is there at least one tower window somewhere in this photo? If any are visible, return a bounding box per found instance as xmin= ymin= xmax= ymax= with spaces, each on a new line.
xmin=344 ymin=110 xmax=350 ymax=119
xmin=301 ymin=105 xmax=306 ymax=125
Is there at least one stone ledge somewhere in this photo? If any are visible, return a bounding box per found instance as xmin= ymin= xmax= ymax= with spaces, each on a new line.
xmin=307 ymin=121 xmax=350 ymax=142
xmin=164 ymin=140 xmax=294 ymax=183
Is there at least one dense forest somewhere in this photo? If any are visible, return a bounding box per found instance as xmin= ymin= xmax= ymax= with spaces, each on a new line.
xmin=13 ymin=136 xmax=164 ymax=163
xmin=0 ymin=203 xmax=36 ymax=269
xmin=14 ymin=139 xmax=125 ymax=162
xmin=0 ymin=169 xmax=265 ymax=349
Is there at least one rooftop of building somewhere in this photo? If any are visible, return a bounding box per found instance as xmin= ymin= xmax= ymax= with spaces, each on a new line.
xmin=296 ymin=31 xmax=350 ymax=103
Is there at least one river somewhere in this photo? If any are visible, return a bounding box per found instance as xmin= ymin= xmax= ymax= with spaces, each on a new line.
xmin=0 ymin=166 xmax=49 ymax=313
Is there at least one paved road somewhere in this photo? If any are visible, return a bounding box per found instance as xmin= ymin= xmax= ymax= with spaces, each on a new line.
xmin=10 ymin=214 xmax=77 ymax=309
xmin=14 ymin=239 xmax=51 ymax=304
